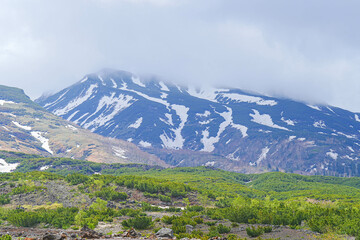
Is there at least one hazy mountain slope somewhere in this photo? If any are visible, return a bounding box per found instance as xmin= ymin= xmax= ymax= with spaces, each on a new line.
xmin=0 ymin=85 xmax=167 ymax=167
xmin=37 ymin=69 xmax=360 ymax=176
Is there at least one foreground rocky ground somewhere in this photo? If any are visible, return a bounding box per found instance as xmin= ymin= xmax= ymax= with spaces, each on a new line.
xmin=0 ymin=224 xmax=342 ymax=240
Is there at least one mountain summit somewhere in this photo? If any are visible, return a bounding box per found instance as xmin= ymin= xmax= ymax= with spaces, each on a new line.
xmin=37 ymin=69 xmax=360 ymax=176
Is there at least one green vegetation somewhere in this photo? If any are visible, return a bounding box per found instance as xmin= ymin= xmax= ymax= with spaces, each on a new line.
xmin=3 ymin=152 xmax=360 ymax=238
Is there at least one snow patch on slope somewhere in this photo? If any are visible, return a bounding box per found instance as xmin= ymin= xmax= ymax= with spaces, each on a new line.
xmin=110 ymin=78 xmax=118 ymax=88
xmin=201 ymin=107 xmax=247 ymax=152
xmin=83 ymin=93 xmax=136 ymax=130
xmin=326 ymin=149 xmax=338 ymax=160
xmin=31 ymin=131 xmax=53 ymax=155
xmin=120 ymin=83 xmax=170 ymax=108
xmin=281 ymin=117 xmax=295 ymax=126
xmin=139 ymin=140 xmax=151 ymax=148
xmin=160 ymin=104 xmax=189 ymax=149
xmin=307 ymin=105 xmax=321 ymax=111
xmin=128 ymin=117 xmax=143 ymax=129
xmin=12 ymin=121 xmax=32 ymax=131
xmin=355 ymin=114 xmax=360 ymax=122
xmin=0 ymin=100 xmax=15 ymax=106
xmin=0 ymin=159 xmax=18 ymax=173
xmin=196 ymin=111 xmax=211 ymax=118
xmin=220 ymin=93 xmax=277 ymax=106
xmin=113 ymin=147 xmax=127 ymax=158
xmin=44 ymin=90 xmax=69 ymax=108
xmin=257 ymin=147 xmax=270 ymax=164
xmin=131 ymin=76 xmax=146 ymax=87
xmin=66 ymin=125 xmax=78 ymax=131
xmin=159 ymin=81 xmax=170 ymax=91
xmin=54 ymin=84 xmax=98 ymax=116
xmin=313 ymin=120 xmax=326 ymax=129
xmin=250 ymin=110 xmax=289 ymax=131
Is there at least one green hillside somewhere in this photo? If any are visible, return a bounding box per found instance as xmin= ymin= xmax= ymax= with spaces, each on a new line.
xmin=1 ymin=151 xmax=360 ymax=239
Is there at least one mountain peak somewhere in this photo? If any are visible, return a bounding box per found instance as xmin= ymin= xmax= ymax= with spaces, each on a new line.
xmin=37 ymin=69 xmax=360 ymax=176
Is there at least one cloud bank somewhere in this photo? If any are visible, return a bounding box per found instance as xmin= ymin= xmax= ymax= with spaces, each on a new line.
xmin=0 ymin=0 xmax=359 ymax=112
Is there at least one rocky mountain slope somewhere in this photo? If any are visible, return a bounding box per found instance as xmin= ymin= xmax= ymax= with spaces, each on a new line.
xmin=36 ymin=69 xmax=360 ymax=176
xmin=0 ymin=85 xmax=166 ymax=167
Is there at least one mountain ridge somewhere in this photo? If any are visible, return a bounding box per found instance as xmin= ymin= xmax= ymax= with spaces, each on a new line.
xmin=36 ymin=69 xmax=360 ymax=176
xmin=0 ymin=84 xmax=167 ymax=167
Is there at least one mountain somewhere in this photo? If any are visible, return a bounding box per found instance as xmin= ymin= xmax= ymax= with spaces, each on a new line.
xmin=36 ymin=69 xmax=360 ymax=176
xmin=0 ymin=85 xmax=166 ymax=167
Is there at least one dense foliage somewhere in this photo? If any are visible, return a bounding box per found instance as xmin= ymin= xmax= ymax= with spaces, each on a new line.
xmin=3 ymin=153 xmax=360 ymax=238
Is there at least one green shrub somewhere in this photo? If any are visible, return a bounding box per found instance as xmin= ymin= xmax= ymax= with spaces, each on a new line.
xmin=263 ymin=226 xmax=273 ymax=233
xmin=194 ymin=217 xmax=204 ymax=224
xmin=217 ymin=224 xmax=231 ymax=234
xmin=122 ymin=216 xmax=153 ymax=230
xmin=159 ymin=194 xmax=171 ymax=202
xmin=187 ymin=205 xmax=204 ymax=212
xmin=246 ymin=226 xmax=263 ymax=237
xmin=95 ymin=187 xmax=128 ymax=201
xmin=66 ymin=173 xmax=89 ymax=185
xmin=0 ymin=235 xmax=11 ymax=240
xmin=8 ymin=211 xmax=40 ymax=227
xmin=0 ymin=195 xmax=10 ymax=205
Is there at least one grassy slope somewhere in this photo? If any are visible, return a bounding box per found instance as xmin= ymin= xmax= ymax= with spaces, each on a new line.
xmin=4 ymin=151 xmax=360 ymax=203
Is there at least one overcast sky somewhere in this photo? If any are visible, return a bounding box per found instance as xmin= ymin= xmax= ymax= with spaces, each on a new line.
xmin=0 ymin=0 xmax=359 ymax=112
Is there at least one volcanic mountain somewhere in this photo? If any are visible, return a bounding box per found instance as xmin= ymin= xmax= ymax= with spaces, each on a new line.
xmin=37 ymin=69 xmax=360 ymax=176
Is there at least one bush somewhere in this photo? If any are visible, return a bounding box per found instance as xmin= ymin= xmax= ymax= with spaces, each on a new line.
xmin=194 ymin=217 xmax=204 ymax=224
xmin=159 ymin=194 xmax=171 ymax=202
xmin=217 ymin=224 xmax=231 ymax=234
xmin=0 ymin=195 xmax=10 ymax=205
xmin=8 ymin=211 xmax=40 ymax=227
xmin=246 ymin=226 xmax=263 ymax=237
xmin=66 ymin=173 xmax=89 ymax=185
xmin=187 ymin=205 xmax=204 ymax=212
xmin=95 ymin=187 xmax=128 ymax=201
xmin=122 ymin=216 xmax=153 ymax=230
xmin=0 ymin=235 xmax=11 ymax=240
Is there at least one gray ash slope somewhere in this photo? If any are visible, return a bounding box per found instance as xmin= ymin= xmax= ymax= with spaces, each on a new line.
xmin=37 ymin=69 xmax=360 ymax=176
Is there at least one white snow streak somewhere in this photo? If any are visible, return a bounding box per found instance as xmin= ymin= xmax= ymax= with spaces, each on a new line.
xmin=160 ymin=92 xmax=168 ymax=99
xmin=98 ymin=75 xmax=105 ymax=85
xmin=0 ymin=100 xmax=15 ymax=106
xmin=128 ymin=117 xmax=143 ymax=129
xmin=31 ymin=131 xmax=53 ymax=155
xmin=250 ymin=110 xmax=289 ymax=131
xmin=113 ymin=147 xmax=127 ymax=158
xmin=355 ymin=114 xmax=360 ymax=122
xmin=12 ymin=121 xmax=32 ymax=131
xmin=110 ymin=78 xmax=118 ymax=88
xmin=131 ymin=76 xmax=146 ymax=87
xmin=307 ymin=105 xmax=321 ymax=111
xmin=313 ymin=120 xmax=326 ymax=129
xmin=201 ymin=107 xmax=247 ymax=152
xmin=44 ymin=90 xmax=69 ymax=108
xmin=159 ymin=81 xmax=170 ymax=91
xmin=196 ymin=111 xmax=211 ymax=118
xmin=54 ymin=84 xmax=98 ymax=116
xmin=257 ymin=147 xmax=270 ymax=164
xmin=83 ymin=93 xmax=135 ymax=129
xmin=160 ymin=104 xmax=189 ymax=149
xmin=348 ymin=146 xmax=355 ymax=153
xmin=0 ymin=159 xmax=18 ymax=173
xmin=281 ymin=117 xmax=295 ymax=126
xmin=66 ymin=125 xmax=78 ymax=131
xmin=80 ymin=76 xmax=88 ymax=83
xmin=139 ymin=141 xmax=151 ymax=148
xmin=289 ymin=136 xmax=296 ymax=141
xmin=220 ymin=93 xmax=277 ymax=106
xmin=326 ymin=150 xmax=338 ymax=160
xmin=120 ymin=83 xmax=170 ymax=108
